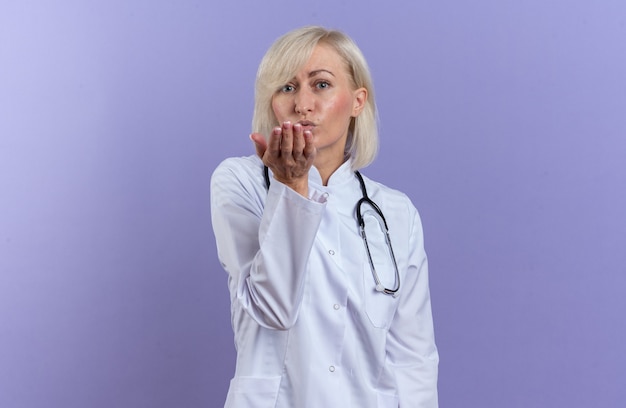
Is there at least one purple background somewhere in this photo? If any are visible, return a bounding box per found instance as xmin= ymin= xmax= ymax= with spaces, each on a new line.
xmin=1 ymin=1 xmax=625 ymax=407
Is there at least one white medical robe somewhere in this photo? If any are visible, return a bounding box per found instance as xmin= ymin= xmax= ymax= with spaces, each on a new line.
xmin=210 ymin=155 xmax=438 ymax=407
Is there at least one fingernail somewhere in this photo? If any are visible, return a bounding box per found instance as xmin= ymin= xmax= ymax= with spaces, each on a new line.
xmin=293 ymin=123 xmax=301 ymax=131
xmin=283 ymin=121 xmax=291 ymax=128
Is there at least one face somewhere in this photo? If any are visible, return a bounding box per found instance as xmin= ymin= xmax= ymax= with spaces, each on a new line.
xmin=271 ymin=43 xmax=367 ymax=166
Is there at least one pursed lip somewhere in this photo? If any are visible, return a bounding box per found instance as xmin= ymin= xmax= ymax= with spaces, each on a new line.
xmin=296 ymin=120 xmax=316 ymax=131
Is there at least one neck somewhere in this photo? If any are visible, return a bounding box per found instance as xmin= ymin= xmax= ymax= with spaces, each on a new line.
xmin=314 ymin=154 xmax=347 ymax=186
xmin=313 ymin=136 xmax=349 ymax=185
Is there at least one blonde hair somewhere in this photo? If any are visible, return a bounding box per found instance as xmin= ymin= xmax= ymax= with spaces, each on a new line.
xmin=252 ymin=26 xmax=378 ymax=170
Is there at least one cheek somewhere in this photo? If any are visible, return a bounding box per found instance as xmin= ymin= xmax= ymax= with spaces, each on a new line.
xmin=271 ymin=98 xmax=280 ymax=121
xmin=271 ymin=97 xmax=290 ymax=122
xmin=326 ymin=93 xmax=354 ymax=122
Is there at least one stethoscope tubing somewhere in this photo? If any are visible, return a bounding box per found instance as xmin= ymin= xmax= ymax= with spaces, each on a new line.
xmin=262 ymin=165 xmax=400 ymax=296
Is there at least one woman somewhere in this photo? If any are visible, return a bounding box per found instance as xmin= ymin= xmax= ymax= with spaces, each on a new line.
xmin=211 ymin=26 xmax=438 ymax=407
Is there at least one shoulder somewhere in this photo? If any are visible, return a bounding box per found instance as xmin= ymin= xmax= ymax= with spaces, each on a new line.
xmin=211 ymin=155 xmax=266 ymax=203
xmin=211 ymin=155 xmax=264 ymax=186
xmin=213 ymin=155 xmax=262 ymax=177
xmin=360 ymin=173 xmax=416 ymax=209
xmin=359 ymin=173 xmax=423 ymax=231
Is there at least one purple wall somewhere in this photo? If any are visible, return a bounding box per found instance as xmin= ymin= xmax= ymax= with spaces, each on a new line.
xmin=1 ymin=1 xmax=625 ymax=407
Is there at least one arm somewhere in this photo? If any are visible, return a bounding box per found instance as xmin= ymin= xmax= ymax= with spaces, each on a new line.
xmin=211 ymin=159 xmax=326 ymax=330
xmin=386 ymin=208 xmax=439 ymax=407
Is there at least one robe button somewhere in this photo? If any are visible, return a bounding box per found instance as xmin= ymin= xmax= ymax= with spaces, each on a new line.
xmin=329 ymin=366 xmax=336 ymax=372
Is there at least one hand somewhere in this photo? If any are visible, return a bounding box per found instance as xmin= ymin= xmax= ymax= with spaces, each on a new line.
xmin=251 ymin=121 xmax=316 ymax=197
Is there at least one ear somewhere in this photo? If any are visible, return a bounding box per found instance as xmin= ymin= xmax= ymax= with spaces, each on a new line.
xmin=352 ymin=87 xmax=368 ymax=117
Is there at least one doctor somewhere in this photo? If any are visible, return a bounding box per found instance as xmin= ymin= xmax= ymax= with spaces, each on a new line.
xmin=211 ymin=26 xmax=439 ymax=407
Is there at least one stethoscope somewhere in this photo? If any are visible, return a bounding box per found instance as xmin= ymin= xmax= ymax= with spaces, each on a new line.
xmin=264 ymin=165 xmax=401 ymax=297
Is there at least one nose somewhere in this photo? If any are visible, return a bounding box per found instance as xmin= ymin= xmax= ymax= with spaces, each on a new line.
xmin=294 ymin=88 xmax=314 ymax=115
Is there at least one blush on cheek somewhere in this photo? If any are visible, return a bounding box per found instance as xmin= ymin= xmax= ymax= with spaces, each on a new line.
xmin=327 ymin=94 xmax=353 ymax=120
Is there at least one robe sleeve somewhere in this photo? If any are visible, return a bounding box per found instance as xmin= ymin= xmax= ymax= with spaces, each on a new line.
xmin=385 ymin=206 xmax=439 ymax=407
xmin=210 ymin=159 xmax=327 ymax=330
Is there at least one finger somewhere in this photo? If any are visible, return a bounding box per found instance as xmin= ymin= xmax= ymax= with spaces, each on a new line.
xmin=302 ymin=130 xmax=316 ymax=160
xmin=250 ymin=133 xmax=267 ymax=158
xmin=292 ymin=123 xmax=305 ymax=157
xmin=266 ymin=126 xmax=282 ymax=158
xmin=280 ymin=121 xmax=293 ymax=157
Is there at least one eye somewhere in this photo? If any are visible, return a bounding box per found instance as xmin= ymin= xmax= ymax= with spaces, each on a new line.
xmin=315 ymin=81 xmax=330 ymax=90
xmin=280 ymin=84 xmax=295 ymax=93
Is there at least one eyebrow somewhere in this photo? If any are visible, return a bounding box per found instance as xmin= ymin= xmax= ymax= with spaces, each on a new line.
xmin=308 ymin=69 xmax=335 ymax=78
